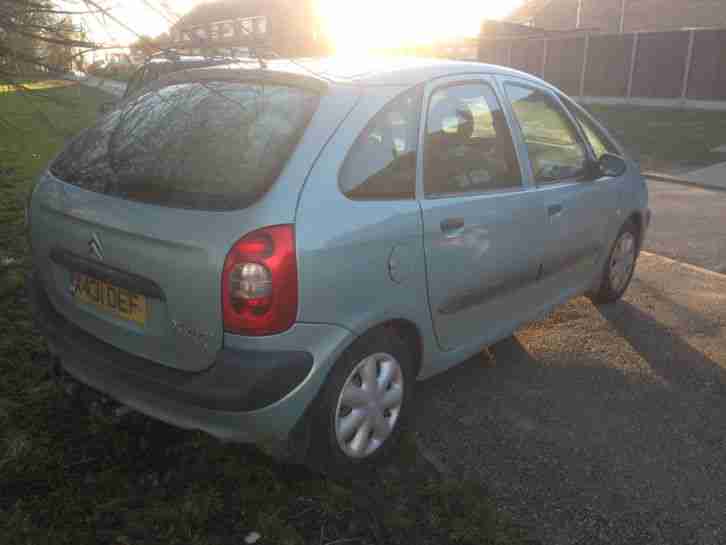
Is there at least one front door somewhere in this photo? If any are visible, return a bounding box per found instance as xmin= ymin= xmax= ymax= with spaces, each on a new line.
xmin=419 ymin=77 xmax=548 ymax=351
xmin=501 ymin=81 xmax=619 ymax=296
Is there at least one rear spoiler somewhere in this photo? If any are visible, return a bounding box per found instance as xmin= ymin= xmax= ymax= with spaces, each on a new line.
xmin=149 ymin=65 xmax=330 ymax=95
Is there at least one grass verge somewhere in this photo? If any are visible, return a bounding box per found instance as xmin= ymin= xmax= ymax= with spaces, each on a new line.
xmin=0 ymin=82 xmax=528 ymax=545
xmin=586 ymin=104 xmax=726 ymax=172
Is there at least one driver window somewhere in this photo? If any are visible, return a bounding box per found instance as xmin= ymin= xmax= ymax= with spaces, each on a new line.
xmin=505 ymin=84 xmax=588 ymax=184
xmin=424 ymin=83 xmax=522 ymax=197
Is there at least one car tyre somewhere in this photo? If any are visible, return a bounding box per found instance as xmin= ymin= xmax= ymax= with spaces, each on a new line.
xmin=589 ymin=219 xmax=639 ymax=305
xmin=306 ymin=327 xmax=415 ymax=478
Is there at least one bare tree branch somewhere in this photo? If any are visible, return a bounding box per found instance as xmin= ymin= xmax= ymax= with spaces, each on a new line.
xmin=7 ymin=27 xmax=96 ymax=48
xmin=81 ymin=0 xmax=148 ymax=44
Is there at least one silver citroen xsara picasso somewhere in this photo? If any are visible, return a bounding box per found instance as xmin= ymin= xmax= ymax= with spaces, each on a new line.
xmin=29 ymin=58 xmax=649 ymax=474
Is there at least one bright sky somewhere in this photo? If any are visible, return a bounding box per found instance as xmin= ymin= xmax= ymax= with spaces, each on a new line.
xmin=72 ymin=0 xmax=197 ymax=44
xmin=75 ymin=0 xmax=524 ymax=50
xmin=318 ymin=0 xmax=524 ymax=53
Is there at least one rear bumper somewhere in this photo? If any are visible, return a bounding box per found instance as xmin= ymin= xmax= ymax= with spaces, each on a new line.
xmin=29 ymin=273 xmax=352 ymax=443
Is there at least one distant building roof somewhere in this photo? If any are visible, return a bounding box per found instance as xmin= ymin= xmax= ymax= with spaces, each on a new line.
xmin=480 ymin=19 xmax=550 ymax=38
xmin=172 ymin=0 xmax=273 ymax=30
xmin=508 ymin=0 xmax=554 ymax=22
xmin=480 ymin=18 xmax=598 ymax=39
xmin=165 ymin=0 xmax=326 ymax=57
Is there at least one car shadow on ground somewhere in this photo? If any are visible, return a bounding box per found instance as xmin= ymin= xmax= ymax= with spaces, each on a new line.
xmin=413 ymin=295 xmax=726 ymax=544
xmin=597 ymin=299 xmax=726 ymax=393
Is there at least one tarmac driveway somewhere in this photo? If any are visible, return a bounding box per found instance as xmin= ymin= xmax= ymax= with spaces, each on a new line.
xmin=415 ymin=252 xmax=726 ymax=545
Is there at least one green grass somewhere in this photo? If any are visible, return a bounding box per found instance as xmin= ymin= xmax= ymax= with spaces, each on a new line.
xmin=0 ymin=80 xmax=107 ymax=263
xmin=586 ymin=104 xmax=726 ymax=171
xmin=0 ymin=82 xmax=110 ymax=373
xmin=0 ymin=83 xmax=527 ymax=544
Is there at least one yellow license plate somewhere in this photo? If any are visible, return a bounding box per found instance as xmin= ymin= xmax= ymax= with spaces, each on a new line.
xmin=73 ymin=273 xmax=147 ymax=325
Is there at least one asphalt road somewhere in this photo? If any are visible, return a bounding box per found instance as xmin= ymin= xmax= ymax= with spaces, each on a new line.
xmin=415 ymin=250 xmax=726 ymax=543
xmin=644 ymin=180 xmax=726 ymax=274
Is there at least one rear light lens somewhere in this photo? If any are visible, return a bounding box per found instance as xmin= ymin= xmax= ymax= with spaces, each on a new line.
xmin=222 ymin=225 xmax=297 ymax=336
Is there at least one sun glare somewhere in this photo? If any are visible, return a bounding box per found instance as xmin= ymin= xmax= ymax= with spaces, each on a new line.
xmin=81 ymin=0 xmax=523 ymax=53
xmin=316 ymin=0 xmax=523 ymax=55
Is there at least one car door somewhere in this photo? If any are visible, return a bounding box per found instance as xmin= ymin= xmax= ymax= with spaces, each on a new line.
xmin=418 ymin=76 xmax=549 ymax=352
xmin=500 ymin=79 xmax=620 ymax=297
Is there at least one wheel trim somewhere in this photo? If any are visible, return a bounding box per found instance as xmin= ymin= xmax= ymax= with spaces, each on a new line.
xmin=609 ymin=232 xmax=636 ymax=293
xmin=334 ymin=352 xmax=404 ymax=459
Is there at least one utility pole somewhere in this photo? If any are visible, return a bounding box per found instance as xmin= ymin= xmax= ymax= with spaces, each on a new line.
xmin=620 ymin=0 xmax=627 ymax=33
xmin=576 ymin=0 xmax=583 ymax=28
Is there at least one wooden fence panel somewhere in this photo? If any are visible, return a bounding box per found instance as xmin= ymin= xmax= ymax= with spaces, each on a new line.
xmin=510 ymin=39 xmax=545 ymax=77
xmin=479 ymin=39 xmax=512 ymax=66
xmin=479 ymin=27 xmax=726 ymax=104
xmin=584 ymin=34 xmax=634 ymax=97
xmin=687 ymin=29 xmax=726 ymax=101
xmin=630 ymin=31 xmax=688 ymax=99
xmin=544 ymin=37 xmax=585 ymax=95
xmin=478 ymin=40 xmax=497 ymax=64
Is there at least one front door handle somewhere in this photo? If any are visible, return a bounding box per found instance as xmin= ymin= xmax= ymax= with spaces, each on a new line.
xmin=548 ymin=204 xmax=563 ymax=217
xmin=440 ymin=218 xmax=465 ymax=233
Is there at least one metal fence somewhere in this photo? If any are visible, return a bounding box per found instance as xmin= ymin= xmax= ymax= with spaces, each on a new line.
xmin=480 ymin=27 xmax=726 ymax=105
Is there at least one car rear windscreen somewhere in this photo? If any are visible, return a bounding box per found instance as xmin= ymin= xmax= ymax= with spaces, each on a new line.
xmin=51 ymin=81 xmax=320 ymax=210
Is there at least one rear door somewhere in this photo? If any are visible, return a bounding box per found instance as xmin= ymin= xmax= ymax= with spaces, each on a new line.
xmin=30 ymin=77 xmax=329 ymax=372
xmin=418 ymin=76 xmax=549 ymax=351
xmin=501 ymin=80 xmax=619 ymax=296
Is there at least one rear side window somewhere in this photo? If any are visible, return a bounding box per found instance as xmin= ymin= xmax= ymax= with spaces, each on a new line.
xmin=339 ymin=88 xmax=422 ymax=200
xmin=52 ymin=81 xmax=320 ymax=210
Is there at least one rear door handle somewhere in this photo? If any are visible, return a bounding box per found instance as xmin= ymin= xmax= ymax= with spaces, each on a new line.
xmin=440 ymin=218 xmax=465 ymax=233
xmin=548 ymin=204 xmax=563 ymax=217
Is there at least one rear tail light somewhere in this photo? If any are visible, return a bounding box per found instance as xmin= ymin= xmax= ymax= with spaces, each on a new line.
xmin=222 ymin=225 xmax=297 ymax=336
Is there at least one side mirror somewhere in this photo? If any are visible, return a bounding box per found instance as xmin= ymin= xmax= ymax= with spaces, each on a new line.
xmin=99 ymin=101 xmax=117 ymax=115
xmin=597 ymin=153 xmax=627 ymax=178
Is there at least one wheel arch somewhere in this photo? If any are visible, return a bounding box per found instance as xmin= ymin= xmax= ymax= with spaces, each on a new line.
xmin=381 ymin=318 xmax=424 ymax=378
xmin=332 ymin=318 xmax=425 ymax=379
xmin=626 ymin=210 xmax=644 ymax=250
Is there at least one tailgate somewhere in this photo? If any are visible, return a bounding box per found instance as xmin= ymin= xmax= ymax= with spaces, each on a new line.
xmin=29 ymin=174 xmax=245 ymax=371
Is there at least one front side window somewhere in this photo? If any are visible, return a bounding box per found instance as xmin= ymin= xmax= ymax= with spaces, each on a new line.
xmin=339 ymin=88 xmax=422 ymax=200
xmin=568 ymin=103 xmax=618 ymax=160
xmin=424 ymin=83 xmax=521 ymax=196
xmin=505 ymin=84 xmax=588 ymax=184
